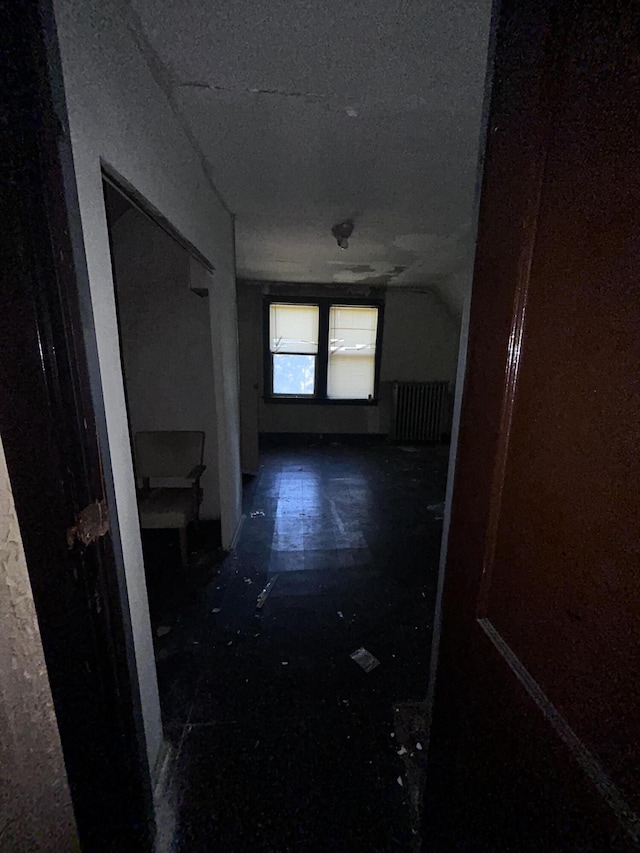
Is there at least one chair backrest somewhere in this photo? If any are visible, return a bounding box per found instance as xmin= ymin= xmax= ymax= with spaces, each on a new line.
xmin=134 ymin=431 xmax=204 ymax=480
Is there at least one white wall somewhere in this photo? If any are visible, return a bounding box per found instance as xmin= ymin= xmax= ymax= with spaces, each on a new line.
xmin=111 ymin=208 xmax=220 ymax=519
xmin=237 ymin=280 xmax=460 ymax=454
xmin=190 ymin=258 xmax=243 ymax=549
xmin=380 ymin=288 xmax=460 ymax=384
xmin=237 ymin=282 xmax=262 ymax=471
xmin=0 ymin=437 xmax=78 ymax=852
xmin=53 ymin=0 xmax=242 ymax=775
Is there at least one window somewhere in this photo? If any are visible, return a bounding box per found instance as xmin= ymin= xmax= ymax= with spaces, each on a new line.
xmin=266 ymin=300 xmax=382 ymax=401
xmin=269 ymin=303 xmax=319 ymax=396
xmin=327 ymin=305 xmax=378 ymax=399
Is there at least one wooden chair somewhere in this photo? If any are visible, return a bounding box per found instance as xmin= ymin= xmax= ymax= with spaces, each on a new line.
xmin=134 ymin=431 xmax=206 ymax=569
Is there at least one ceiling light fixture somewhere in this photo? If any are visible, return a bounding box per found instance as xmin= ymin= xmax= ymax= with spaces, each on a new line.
xmin=332 ymin=220 xmax=354 ymax=250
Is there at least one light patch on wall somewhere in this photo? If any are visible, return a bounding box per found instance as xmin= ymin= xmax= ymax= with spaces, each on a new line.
xmin=0 ymin=437 xmax=78 ymax=849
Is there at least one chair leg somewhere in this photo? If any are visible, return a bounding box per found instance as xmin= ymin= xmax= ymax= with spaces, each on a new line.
xmin=179 ymin=527 xmax=189 ymax=569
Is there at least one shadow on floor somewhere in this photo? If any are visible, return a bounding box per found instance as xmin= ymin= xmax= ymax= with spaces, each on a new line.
xmin=143 ymin=519 xmax=225 ymax=635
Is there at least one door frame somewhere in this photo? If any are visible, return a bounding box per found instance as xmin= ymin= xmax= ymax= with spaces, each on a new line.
xmin=425 ymin=0 xmax=500 ymax=748
xmin=0 ymin=1 xmax=155 ymax=846
xmin=424 ymin=0 xmax=640 ymax=847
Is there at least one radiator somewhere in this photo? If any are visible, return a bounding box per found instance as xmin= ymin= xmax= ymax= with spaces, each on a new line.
xmin=390 ymin=381 xmax=449 ymax=443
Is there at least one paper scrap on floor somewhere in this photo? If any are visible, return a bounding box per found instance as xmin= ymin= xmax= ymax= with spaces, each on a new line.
xmin=256 ymin=574 xmax=279 ymax=609
xmin=350 ymin=647 xmax=380 ymax=673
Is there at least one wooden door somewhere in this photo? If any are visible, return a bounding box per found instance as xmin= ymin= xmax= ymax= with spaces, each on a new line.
xmin=0 ymin=3 xmax=154 ymax=849
xmin=424 ymin=1 xmax=640 ymax=849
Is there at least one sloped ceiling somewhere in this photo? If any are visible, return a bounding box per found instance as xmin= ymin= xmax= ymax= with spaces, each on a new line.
xmin=129 ymin=0 xmax=493 ymax=314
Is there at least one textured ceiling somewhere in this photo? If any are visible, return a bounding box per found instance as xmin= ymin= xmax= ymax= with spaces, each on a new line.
xmin=129 ymin=0 xmax=493 ymax=313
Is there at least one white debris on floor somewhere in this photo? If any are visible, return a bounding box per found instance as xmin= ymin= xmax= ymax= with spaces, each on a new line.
xmin=350 ymin=647 xmax=380 ymax=673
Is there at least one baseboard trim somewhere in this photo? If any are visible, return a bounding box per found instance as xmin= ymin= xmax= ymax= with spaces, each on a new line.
xmin=259 ymin=432 xmax=387 ymax=448
xmin=152 ymin=738 xmax=172 ymax=796
xmin=152 ymin=739 xmax=178 ymax=853
xmin=230 ymin=513 xmax=245 ymax=551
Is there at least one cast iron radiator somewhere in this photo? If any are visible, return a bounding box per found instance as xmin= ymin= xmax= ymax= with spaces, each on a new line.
xmin=390 ymin=381 xmax=449 ymax=442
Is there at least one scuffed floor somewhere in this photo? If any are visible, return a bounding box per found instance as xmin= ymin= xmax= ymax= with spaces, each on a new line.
xmin=153 ymin=440 xmax=448 ymax=852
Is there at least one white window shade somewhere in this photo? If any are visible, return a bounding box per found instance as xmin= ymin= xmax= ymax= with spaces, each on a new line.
xmin=270 ymin=304 xmax=319 ymax=354
xmin=327 ymin=306 xmax=378 ymax=399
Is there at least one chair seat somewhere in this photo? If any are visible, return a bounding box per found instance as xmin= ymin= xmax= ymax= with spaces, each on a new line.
xmin=138 ymin=488 xmax=195 ymax=530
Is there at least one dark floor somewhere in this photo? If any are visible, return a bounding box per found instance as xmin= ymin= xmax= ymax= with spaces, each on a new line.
xmin=152 ymin=440 xmax=448 ymax=852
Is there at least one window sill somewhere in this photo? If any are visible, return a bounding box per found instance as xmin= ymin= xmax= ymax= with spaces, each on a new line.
xmin=263 ymin=396 xmax=379 ymax=406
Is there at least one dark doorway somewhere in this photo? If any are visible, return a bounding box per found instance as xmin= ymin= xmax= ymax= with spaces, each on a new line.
xmin=102 ymin=179 xmax=225 ymax=717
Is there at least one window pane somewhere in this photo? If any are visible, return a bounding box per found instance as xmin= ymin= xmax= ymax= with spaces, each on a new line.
xmin=327 ymin=354 xmax=376 ymax=399
xmin=270 ymin=304 xmax=319 ymax=354
xmin=327 ymin=306 xmax=378 ymax=399
xmin=273 ymin=354 xmax=316 ymax=395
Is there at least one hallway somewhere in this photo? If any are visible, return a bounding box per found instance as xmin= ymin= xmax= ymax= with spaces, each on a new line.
xmin=155 ymin=441 xmax=448 ymax=851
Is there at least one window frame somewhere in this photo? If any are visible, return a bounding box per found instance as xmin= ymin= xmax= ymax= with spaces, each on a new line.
xmin=263 ymin=296 xmax=384 ymax=404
